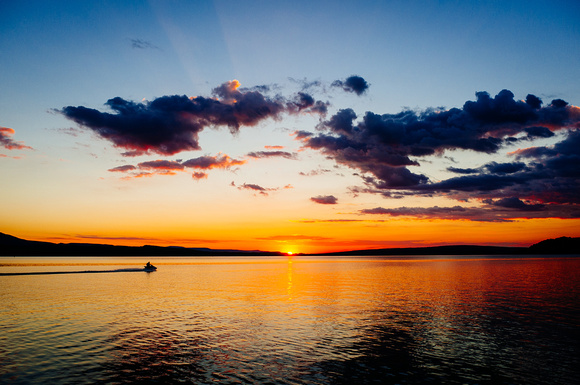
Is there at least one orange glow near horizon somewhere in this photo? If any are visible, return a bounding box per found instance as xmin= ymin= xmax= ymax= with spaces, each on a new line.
xmin=6 ymin=216 xmax=579 ymax=255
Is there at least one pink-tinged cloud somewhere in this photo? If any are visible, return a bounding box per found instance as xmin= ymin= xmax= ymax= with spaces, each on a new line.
xmin=108 ymin=165 xmax=137 ymax=172
xmin=59 ymin=80 xmax=327 ymax=156
xmin=310 ymin=195 xmax=338 ymax=205
xmin=181 ymin=154 xmax=246 ymax=169
xmin=0 ymin=127 xmax=33 ymax=151
xmin=299 ymin=168 xmax=332 ymax=176
xmin=138 ymin=160 xmax=185 ymax=170
xmin=108 ymin=154 xmax=245 ymax=179
xmin=265 ymin=145 xmax=284 ymax=150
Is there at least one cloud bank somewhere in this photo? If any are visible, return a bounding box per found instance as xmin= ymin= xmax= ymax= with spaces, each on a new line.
xmin=297 ymin=89 xmax=580 ymax=220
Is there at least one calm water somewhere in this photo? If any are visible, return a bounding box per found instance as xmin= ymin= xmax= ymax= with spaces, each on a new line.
xmin=0 ymin=256 xmax=578 ymax=384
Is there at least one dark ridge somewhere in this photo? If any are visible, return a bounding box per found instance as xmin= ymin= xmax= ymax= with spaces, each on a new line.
xmin=528 ymin=236 xmax=580 ymax=255
xmin=0 ymin=232 xmax=283 ymax=257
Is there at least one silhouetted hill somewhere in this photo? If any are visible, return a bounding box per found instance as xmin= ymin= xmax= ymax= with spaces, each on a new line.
xmin=0 ymin=232 xmax=283 ymax=256
xmin=315 ymin=237 xmax=580 ymax=256
xmin=1 ymin=232 xmax=578 ymax=256
xmin=528 ymin=236 xmax=580 ymax=255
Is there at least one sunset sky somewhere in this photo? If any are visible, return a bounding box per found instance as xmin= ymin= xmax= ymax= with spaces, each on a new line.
xmin=1 ymin=0 xmax=579 ymax=253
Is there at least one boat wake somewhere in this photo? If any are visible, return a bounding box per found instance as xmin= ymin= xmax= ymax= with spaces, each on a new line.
xmin=0 ymin=268 xmax=153 ymax=276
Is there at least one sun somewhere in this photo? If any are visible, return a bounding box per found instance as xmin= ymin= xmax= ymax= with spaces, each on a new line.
xmin=287 ymin=252 xmax=293 ymax=256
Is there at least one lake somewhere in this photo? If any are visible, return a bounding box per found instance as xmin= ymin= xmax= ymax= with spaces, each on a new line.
xmin=1 ymin=256 xmax=578 ymax=384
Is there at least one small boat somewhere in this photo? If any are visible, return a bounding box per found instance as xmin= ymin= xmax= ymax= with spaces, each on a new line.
xmin=144 ymin=262 xmax=157 ymax=272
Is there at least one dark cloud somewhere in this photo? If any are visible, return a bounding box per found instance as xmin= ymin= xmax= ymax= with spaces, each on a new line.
xmin=310 ymin=195 xmax=338 ymax=205
xmin=484 ymin=161 xmax=526 ymax=174
xmin=297 ymin=89 xmax=580 ymax=220
xmin=299 ymin=90 xmax=579 ymax=201
xmin=0 ymin=127 xmax=33 ymax=151
xmin=417 ymin=130 xmax=580 ymax=204
xmin=447 ymin=167 xmax=478 ymax=174
xmin=488 ymin=197 xmax=545 ymax=211
xmin=60 ymin=80 xmax=327 ymax=156
xmin=525 ymin=126 xmax=554 ymax=139
xmin=332 ymin=75 xmax=370 ymax=95
xmin=246 ymin=151 xmax=297 ymax=159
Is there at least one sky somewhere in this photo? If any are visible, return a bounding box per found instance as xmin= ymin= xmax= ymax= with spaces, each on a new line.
xmin=1 ymin=0 xmax=579 ymax=254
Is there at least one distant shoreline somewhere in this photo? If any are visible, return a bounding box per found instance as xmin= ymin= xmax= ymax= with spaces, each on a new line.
xmin=1 ymin=232 xmax=579 ymax=257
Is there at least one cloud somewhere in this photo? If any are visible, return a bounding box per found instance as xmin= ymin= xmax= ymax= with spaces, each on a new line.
xmin=231 ymin=181 xmax=290 ymax=196
xmin=360 ymin=205 xmax=512 ymax=222
xmin=299 ymin=168 xmax=332 ymax=176
xmin=310 ymin=195 xmax=338 ymax=205
xmin=108 ymin=153 xmax=244 ymax=179
xmin=332 ymin=75 xmax=370 ymax=95
xmin=296 ymin=89 xmax=580 ymax=221
xmin=192 ymin=172 xmax=208 ymax=180
xmin=108 ymin=165 xmax=137 ymax=172
xmin=138 ymin=160 xmax=185 ymax=171
xmin=359 ymin=200 xmax=580 ymax=221
xmin=299 ymin=90 xmax=579 ymax=199
xmin=236 ymin=183 xmax=271 ymax=196
xmin=181 ymin=154 xmax=246 ymax=169
xmin=130 ymin=38 xmax=160 ymax=50
xmin=264 ymin=145 xmax=284 ymax=150
xmin=59 ymin=80 xmax=327 ymax=156
xmin=0 ymin=127 xmax=33 ymax=151
xmin=246 ymin=150 xmax=297 ymax=159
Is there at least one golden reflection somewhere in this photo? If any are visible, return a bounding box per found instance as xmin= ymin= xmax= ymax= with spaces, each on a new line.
xmin=287 ymin=259 xmax=293 ymax=300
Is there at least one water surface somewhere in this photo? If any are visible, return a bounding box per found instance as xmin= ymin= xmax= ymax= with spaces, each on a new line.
xmin=1 ymin=256 xmax=578 ymax=384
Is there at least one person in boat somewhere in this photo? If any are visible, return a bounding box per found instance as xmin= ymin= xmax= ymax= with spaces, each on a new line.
xmin=145 ymin=262 xmax=156 ymax=270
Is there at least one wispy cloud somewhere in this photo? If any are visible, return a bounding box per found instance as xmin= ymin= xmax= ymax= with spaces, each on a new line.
xmin=129 ymin=38 xmax=160 ymax=50
xmin=231 ymin=181 xmax=291 ymax=196
xmin=331 ymin=75 xmax=370 ymax=95
xmin=108 ymin=154 xmax=245 ymax=179
xmin=0 ymin=126 xmax=33 ymax=151
xmin=246 ymin=150 xmax=297 ymax=160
